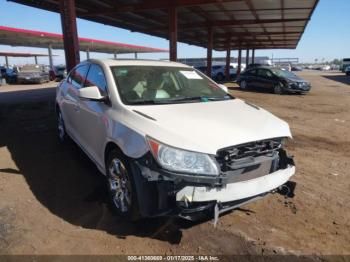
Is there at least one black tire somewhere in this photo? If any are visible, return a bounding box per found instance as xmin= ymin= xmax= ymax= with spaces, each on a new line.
xmin=240 ymin=80 xmax=248 ymax=90
xmin=216 ymin=73 xmax=224 ymax=81
xmin=106 ymin=149 xmax=139 ymax=220
xmin=273 ymin=82 xmax=284 ymax=94
xmin=57 ymin=109 xmax=70 ymax=143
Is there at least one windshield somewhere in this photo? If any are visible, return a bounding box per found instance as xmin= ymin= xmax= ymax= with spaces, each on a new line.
xmin=111 ymin=66 xmax=232 ymax=105
xmin=271 ymin=69 xmax=297 ymax=78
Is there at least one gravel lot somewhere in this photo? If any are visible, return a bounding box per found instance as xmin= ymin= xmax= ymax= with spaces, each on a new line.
xmin=0 ymin=71 xmax=349 ymax=257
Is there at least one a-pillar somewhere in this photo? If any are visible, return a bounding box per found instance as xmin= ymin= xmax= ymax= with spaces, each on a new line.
xmin=206 ymin=27 xmax=213 ymax=78
xmin=169 ymin=7 xmax=177 ymax=61
xmin=237 ymin=49 xmax=242 ymax=75
xmin=59 ymin=0 xmax=80 ymax=71
xmin=48 ymin=44 xmax=53 ymax=68
xmin=225 ymin=49 xmax=231 ymax=81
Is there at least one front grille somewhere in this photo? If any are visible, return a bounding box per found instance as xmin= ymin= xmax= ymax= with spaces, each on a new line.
xmin=216 ymin=138 xmax=283 ymax=178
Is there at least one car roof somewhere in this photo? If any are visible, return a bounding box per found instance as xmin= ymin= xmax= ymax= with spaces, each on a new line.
xmin=88 ymin=58 xmax=191 ymax=68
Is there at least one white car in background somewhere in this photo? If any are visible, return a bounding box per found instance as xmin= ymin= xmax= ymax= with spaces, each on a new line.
xmin=56 ymin=59 xmax=295 ymax=221
xmin=345 ymin=66 xmax=350 ymax=76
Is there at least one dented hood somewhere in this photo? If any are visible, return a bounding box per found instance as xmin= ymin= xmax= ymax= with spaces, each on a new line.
xmin=129 ymin=99 xmax=292 ymax=155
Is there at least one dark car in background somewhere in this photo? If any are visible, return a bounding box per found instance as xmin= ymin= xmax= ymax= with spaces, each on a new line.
xmin=50 ymin=65 xmax=67 ymax=81
xmin=291 ymin=66 xmax=303 ymax=71
xmin=237 ymin=67 xmax=311 ymax=94
xmin=17 ymin=65 xmax=50 ymax=84
xmin=0 ymin=67 xmax=18 ymax=84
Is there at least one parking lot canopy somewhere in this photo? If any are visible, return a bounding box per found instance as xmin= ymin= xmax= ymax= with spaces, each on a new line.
xmin=0 ymin=25 xmax=168 ymax=54
xmin=9 ymin=0 xmax=318 ymax=50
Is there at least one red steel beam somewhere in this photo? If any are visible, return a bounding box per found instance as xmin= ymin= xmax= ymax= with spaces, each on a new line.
xmin=169 ymin=7 xmax=177 ymax=61
xmin=237 ymin=48 xmax=242 ymax=75
xmin=206 ymin=27 xmax=213 ymax=77
xmin=59 ymin=0 xmax=80 ymax=71
xmin=225 ymin=49 xmax=231 ymax=81
xmin=246 ymin=49 xmax=249 ymax=65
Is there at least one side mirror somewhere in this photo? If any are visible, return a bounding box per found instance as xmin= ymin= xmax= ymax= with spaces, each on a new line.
xmin=78 ymin=86 xmax=106 ymax=102
xmin=218 ymin=84 xmax=228 ymax=93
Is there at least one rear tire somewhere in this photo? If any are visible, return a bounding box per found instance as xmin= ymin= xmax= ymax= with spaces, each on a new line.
xmin=216 ymin=73 xmax=224 ymax=81
xmin=273 ymin=82 xmax=283 ymax=94
xmin=106 ymin=149 xmax=139 ymax=220
xmin=240 ymin=80 xmax=248 ymax=90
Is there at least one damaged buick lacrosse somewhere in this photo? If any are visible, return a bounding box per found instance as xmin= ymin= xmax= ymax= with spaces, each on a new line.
xmin=56 ymin=59 xmax=295 ymax=222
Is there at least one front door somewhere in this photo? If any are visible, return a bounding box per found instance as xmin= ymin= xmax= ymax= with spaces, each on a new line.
xmin=76 ymin=64 xmax=110 ymax=166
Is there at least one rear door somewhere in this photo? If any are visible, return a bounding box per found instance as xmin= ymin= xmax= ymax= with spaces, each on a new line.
xmin=244 ymin=69 xmax=257 ymax=86
xmin=76 ymin=63 xmax=110 ymax=165
xmin=256 ymin=69 xmax=274 ymax=89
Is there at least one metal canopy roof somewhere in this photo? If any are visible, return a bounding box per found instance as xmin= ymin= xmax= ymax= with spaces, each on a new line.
xmin=9 ymin=0 xmax=318 ymax=51
xmin=0 ymin=25 xmax=168 ymax=54
xmin=0 ymin=51 xmax=53 ymax=57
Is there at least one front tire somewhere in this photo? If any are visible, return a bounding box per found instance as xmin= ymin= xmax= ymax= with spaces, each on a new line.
xmin=106 ymin=150 xmax=139 ymax=220
xmin=57 ymin=109 xmax=69 ymax=143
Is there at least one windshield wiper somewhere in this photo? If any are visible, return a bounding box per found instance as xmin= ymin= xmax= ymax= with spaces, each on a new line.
xmin=128 ymin=95 xmax=233 ymax=105
xmin=161 ymin=96 xmax=232 ymax=103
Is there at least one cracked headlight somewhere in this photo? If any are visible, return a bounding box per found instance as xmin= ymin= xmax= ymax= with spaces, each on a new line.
xmin=147 ymin=137 xmax=219 ymax=176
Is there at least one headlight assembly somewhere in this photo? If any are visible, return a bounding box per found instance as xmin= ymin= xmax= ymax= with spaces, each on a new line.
xmin=147 ymin=137 xmax=219 ymax=176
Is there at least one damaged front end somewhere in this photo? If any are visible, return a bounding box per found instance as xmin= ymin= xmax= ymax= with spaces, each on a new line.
xmin=131 ymin=137 xmax=295 ymax=221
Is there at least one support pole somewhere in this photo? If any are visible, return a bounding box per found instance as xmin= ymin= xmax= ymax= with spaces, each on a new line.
xmin=59 ymin=0 xmax=80 ymax=72
xmin=134 ymin=52 xmax=138 ymax=59
xmin=246 ymin=49 xmax=249 ymax=66
xmin=206 ymin=27 xmax=213 ymax=78
xmin=169 ymin=7 xmax=177 ymax=61
xmin=34 ymin=56 xmax=38 ymax=65
xmin=48 ymin=44 xmax=53 ymax=68
xmin=252 ymin=49 xmax=255 ymax=64
xmin=225 ymin=49 xmax=231 ymax=81
xmin=5 ymin=56 xmax=9 ymax=67
xmin=86 ymin=49 xmax=90 ymax=59
xmin=237 ymin=49 xmax=242 ymax=75
xmin=114 ymin=53 xmax=117 ymax=59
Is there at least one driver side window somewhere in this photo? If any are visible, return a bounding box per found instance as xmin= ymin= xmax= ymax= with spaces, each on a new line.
xmin=84 ymin=64 xmax=108 ymax=97
xmin=257 ymin=69 xmax=273 ymax=78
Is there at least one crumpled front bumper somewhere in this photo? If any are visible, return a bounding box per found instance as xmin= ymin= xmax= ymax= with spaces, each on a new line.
xmin=133 ymin=149 xmax=295 ymax=220
xmin=176 ymin=165 xmax=295 ymax=203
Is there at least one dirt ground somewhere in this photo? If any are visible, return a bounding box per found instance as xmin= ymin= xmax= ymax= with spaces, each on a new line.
xmin=0 ymin=71 xmax=349 ymax=257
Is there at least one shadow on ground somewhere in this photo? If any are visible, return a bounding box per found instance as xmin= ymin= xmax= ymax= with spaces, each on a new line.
xmin=0 ymin=88 xmax=221 ymax=245
xmin=322 ymin=74 xmax=350 ymax=85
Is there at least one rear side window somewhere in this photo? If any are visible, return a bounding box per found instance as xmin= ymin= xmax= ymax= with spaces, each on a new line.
xmin=247 ymin=69 xmax=256 ymax=76
xmin=84 ymin=64 xmax=108 ymax=96
xmin=68 ymin=65 xmax=89 ymax=89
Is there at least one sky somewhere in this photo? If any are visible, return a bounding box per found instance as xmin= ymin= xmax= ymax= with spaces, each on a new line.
xmin=0 ymin=0 xmax=349 ymax=66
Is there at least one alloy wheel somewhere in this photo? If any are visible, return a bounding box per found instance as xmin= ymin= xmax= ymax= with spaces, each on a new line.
xmin=57 ymin=111 xmax=65 ymax=141
xmin=108 ymin=158 xmax=132 ymax=214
